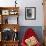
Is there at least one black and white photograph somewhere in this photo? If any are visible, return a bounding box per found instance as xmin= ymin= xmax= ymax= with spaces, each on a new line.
xmin=25 ymin=7 xmax=36 ymax=20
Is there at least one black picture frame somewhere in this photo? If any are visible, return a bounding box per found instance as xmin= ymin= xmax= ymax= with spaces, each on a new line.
xmin=25 ymin=7 xmax=36 ymax=20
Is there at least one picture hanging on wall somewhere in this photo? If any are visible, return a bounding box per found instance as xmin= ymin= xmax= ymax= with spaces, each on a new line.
xmin=25 ymin=7 xmax=36 ymax=20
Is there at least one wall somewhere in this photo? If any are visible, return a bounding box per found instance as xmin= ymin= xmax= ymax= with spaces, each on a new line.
xmin=43 ymin=0 xmax=46 ymax=26
xmin=18 ymin=0 xmax=44 ymax=26
xmin=0 ymin=0 xmax=44 ymax=26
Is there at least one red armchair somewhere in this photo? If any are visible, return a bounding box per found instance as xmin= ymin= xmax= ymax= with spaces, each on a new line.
xmin=21 ymin=28 xmax=41 ymax=46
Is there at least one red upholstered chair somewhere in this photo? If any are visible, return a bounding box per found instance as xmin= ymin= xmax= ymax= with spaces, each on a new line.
xmin=21 ymin=28 xmax=41 ymax=46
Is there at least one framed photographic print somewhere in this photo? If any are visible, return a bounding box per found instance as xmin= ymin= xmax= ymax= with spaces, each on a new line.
xmin=2 ymin=10 xmax=9 ymax=15
xmin=25 ymin=7 xmax=36 ymax=20
xmin=8 ymin=16 xmax=18 ymax=24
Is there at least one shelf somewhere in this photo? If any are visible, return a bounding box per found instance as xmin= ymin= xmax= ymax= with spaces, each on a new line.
xmin=0 ymin=7 xmax=19 ymax=24
xmin=1 ymin=15 xmax=18 ymax=24
xmin=2 ymin=40 xmax=19 ymax=43
xmin=0 ymin=24 xmax=20 ymax=32
xmin=0 ymin=7 xmax=19 ymax=46
xmin=1 ymin=40 xmax=19 ymax=46
xmin=0 ymin=7 xmax=19 ymax=16
xmin=0 ymin=7 xmax=19 ymax=10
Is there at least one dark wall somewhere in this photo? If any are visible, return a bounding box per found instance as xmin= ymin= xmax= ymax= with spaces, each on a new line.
xmin=18 ymin=26 xmax=44 ymax=43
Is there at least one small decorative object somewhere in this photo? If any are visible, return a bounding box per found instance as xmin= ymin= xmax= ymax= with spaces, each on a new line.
xmin=13 ymin=32 xmax=18 ymax=41
xmin=5 ymin=18 xmax=8 ymax=24
xmin=10 ymin=11 xmax=14 ymax=15
xmin=15 ymin=0 xmax=17 ymax=7
xmin=2 ymin=28 xmax=13 ymax=41
xmin=2 ymin=10 xmax=9 ymax=15
xmin=14 ymin=29 xmax=17 ymax=32
xmin=2 ymin=16 xmax=8 ymax=24
xmin=25 ymin=7 xmax=36 ymax=20
xmin=9 ymin=10 xmax=18 ymax=15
